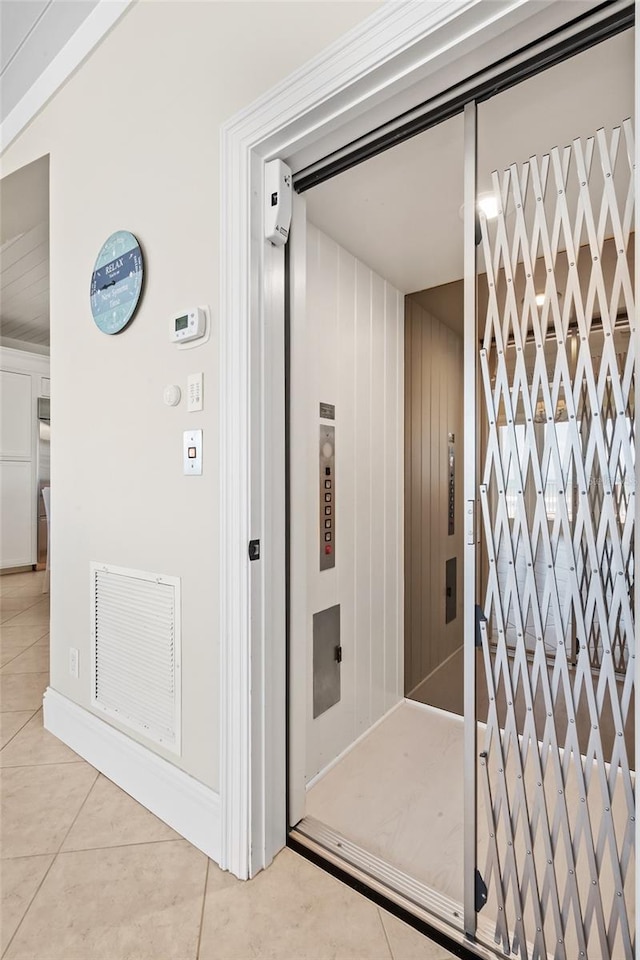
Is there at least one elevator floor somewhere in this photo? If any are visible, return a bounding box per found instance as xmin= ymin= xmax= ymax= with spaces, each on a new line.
xmin=306 ymin=700 xmax=465 ymax=906
xmin=304 ymin=697 xmax=635 ymax=957
xmin=409 ymin=646 xmax=635 ymax=765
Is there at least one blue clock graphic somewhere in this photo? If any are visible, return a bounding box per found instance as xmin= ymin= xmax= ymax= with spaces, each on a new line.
xmin=90 ymin=231 xmax=144 ymax=334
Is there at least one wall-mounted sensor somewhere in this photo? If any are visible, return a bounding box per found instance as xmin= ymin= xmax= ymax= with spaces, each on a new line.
xmin=163 ymin=385 xmax=182 ymax=407
xmin=171 ymin=308 xmax=206 ymax=343
xmin=265 ymin=159 xmax=292 ymax=247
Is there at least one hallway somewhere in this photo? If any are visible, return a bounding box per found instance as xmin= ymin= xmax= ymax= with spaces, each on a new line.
xmin=0 ymin=571 xmax=455 ymax=960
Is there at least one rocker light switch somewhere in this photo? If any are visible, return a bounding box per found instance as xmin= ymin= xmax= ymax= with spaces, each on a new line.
xmin=183 ymin=429 xmax=202 ymax=475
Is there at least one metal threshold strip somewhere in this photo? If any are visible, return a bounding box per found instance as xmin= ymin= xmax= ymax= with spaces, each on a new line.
xmin=290 ymin=816 xmax=523 ymax=960
xmin=293 ymin=0 xmax=633 ymax=193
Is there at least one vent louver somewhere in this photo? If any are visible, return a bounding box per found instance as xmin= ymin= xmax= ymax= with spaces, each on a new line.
xmin=91 ymin=563 xmax=181 ymax=753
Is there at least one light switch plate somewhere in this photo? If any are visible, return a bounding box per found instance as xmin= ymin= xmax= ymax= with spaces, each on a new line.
xmin=183 ymin=429 xmax=203 ymax=475
xmin=187 ymin=373 xmax=203 ymax=412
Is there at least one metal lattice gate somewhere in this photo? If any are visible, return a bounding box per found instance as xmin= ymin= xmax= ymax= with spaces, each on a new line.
xmin=475 ymin=121 xmax=635 ymax=959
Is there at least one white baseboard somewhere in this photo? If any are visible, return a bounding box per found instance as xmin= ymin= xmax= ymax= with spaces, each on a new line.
xmin=43 ymin=687 xmax=221 ymax=863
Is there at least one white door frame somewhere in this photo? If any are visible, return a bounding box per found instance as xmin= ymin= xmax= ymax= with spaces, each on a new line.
xmin=218 ymin=0 xmax=639 ymax=884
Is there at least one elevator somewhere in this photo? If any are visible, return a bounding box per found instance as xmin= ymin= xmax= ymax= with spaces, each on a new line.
xmin=286 ymin=18 xmax=636 ymax=960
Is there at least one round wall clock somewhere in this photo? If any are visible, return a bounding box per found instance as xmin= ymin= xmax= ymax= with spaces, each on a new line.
xmin=90 ymin=230 xmax=144 ymax=334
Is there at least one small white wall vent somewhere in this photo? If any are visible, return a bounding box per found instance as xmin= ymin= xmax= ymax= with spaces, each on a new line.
xmin=91 ymin=563 xmax=181 ymax=754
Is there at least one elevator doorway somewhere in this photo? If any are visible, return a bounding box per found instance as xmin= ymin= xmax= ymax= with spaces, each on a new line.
xmin=287 ymin=25 xmax=635 ymax=960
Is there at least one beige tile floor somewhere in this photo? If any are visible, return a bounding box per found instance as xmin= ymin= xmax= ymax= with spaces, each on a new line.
xmin=0 ymin=571 xmax=456 ymax=960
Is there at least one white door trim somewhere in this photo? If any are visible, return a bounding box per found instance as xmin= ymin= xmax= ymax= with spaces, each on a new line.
xmin=218 ymin=0 xmax=626 ymax=882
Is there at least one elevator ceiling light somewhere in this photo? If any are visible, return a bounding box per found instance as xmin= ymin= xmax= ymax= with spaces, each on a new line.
xmin=478 ymin=194 xmax=499 ymax=219
xmin=535 ymin=293 xmax=546 ymax=306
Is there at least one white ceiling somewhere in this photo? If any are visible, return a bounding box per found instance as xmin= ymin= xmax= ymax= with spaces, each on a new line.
xmin=0 ymin=0 xmax=99 ymax=124
xmin=0 ymin=23 xmax=633 ymax=350
xmin=0 ymin=156 xmax=49 ymax=346
xmin=306 ymin=29 xmax=635 ymax=296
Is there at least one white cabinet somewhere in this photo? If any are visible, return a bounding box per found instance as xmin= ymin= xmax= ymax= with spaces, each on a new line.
xmin=1 ymin=371 xmax=32 ymax=458
xmin=0 ymin=349 xmax=49 ymax=570
xmin=0 ymin=461 xmax=33 ymax=567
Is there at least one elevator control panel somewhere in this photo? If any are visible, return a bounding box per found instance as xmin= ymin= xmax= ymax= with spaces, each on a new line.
xmin=319 ymin=422 xmax=335 ymax=571
xmin=448 ymin=432 xmax=455 ymax=535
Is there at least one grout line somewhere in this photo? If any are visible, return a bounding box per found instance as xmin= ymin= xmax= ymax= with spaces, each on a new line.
xmin=0 ymin=595 xmax=49 ymax=622
xmin=2 ymin=761 xmax=101 ymax=957
xmin=58 ymin=837 xmax=186 ymax=855
xmin=0 ymin=852 xmax=57 ymax=960
xmin=377 ymin=906 xmax=395 ymax=960
xmin=196 ymin=858 xmax=211 ymax=960
xmin=1 ymin=639 xmax=50 ymax=671
xmin=0 ymin=708 xmax=39 ymax=752
xmin=1 ymin=760 xmax=86 ymax=769
xmin=0 ymin=708 xmax=42 ymax=713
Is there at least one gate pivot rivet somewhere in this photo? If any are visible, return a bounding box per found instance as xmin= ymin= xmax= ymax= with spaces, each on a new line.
xmin=593 ymin=880 xmax=597 ymax=885
xmin=631 ymin=817 xmax=635 ymax=822
xmin=547 ymin=859 xmax=552 ymax=864
xmin=617 ymin=892 xmax=622 ymax=897
xmin=569 ymin=869 xmax=574 ymax=875
xmin=527 ymin=850 xmax=531 ymax=855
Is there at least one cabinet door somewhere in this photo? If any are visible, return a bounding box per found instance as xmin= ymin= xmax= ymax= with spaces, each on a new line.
xmin=1 ymin=371 xmax=32 ymax=458
xmin=0 ymin=461 xmax=33 ymax=567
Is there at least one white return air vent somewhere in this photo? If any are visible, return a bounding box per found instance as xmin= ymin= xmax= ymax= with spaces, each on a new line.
xmin=91 ymin=563 xmax=181 ymax=754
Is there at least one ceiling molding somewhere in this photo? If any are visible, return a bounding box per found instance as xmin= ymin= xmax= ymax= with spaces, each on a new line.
xmin=0 ymin=0 xmax=134 ymax=155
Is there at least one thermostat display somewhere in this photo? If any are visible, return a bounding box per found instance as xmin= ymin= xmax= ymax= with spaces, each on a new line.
xmin=171 ymin=308 xmax=205 ymax=343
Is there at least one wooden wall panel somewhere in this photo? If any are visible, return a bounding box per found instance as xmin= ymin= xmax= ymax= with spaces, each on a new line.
xmin=404 ymin=297 xmax=464 ymax=695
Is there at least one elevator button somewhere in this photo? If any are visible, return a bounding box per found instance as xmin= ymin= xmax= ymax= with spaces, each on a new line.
xmin=325 ymin=480 xmax=332 ymax=489
xmin=325 ymin=532 xmax=332 ymax=542
xmin=325 ymin=493 xmax=331 ymax=503
xmin=324 ymin=506 xmax=331 ymax=516
xmin=325 ymin=544 xmax=332 ymax=555
xmin=322 ymin=442 xmax=333 ymax=459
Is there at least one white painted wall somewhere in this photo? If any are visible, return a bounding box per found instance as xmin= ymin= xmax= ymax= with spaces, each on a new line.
xmin=291 ymin=223 xmax=404 ymax=782
xmin=0 ymin=1 xmax=380 ymax=792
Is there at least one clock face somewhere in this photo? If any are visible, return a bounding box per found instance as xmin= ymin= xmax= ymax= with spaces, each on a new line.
xmin=90 ymin=231 xmax=144 ymax=334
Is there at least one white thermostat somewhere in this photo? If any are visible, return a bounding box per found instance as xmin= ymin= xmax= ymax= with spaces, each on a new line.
xmin=171 ymin=308 xmax=205 ymax=343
